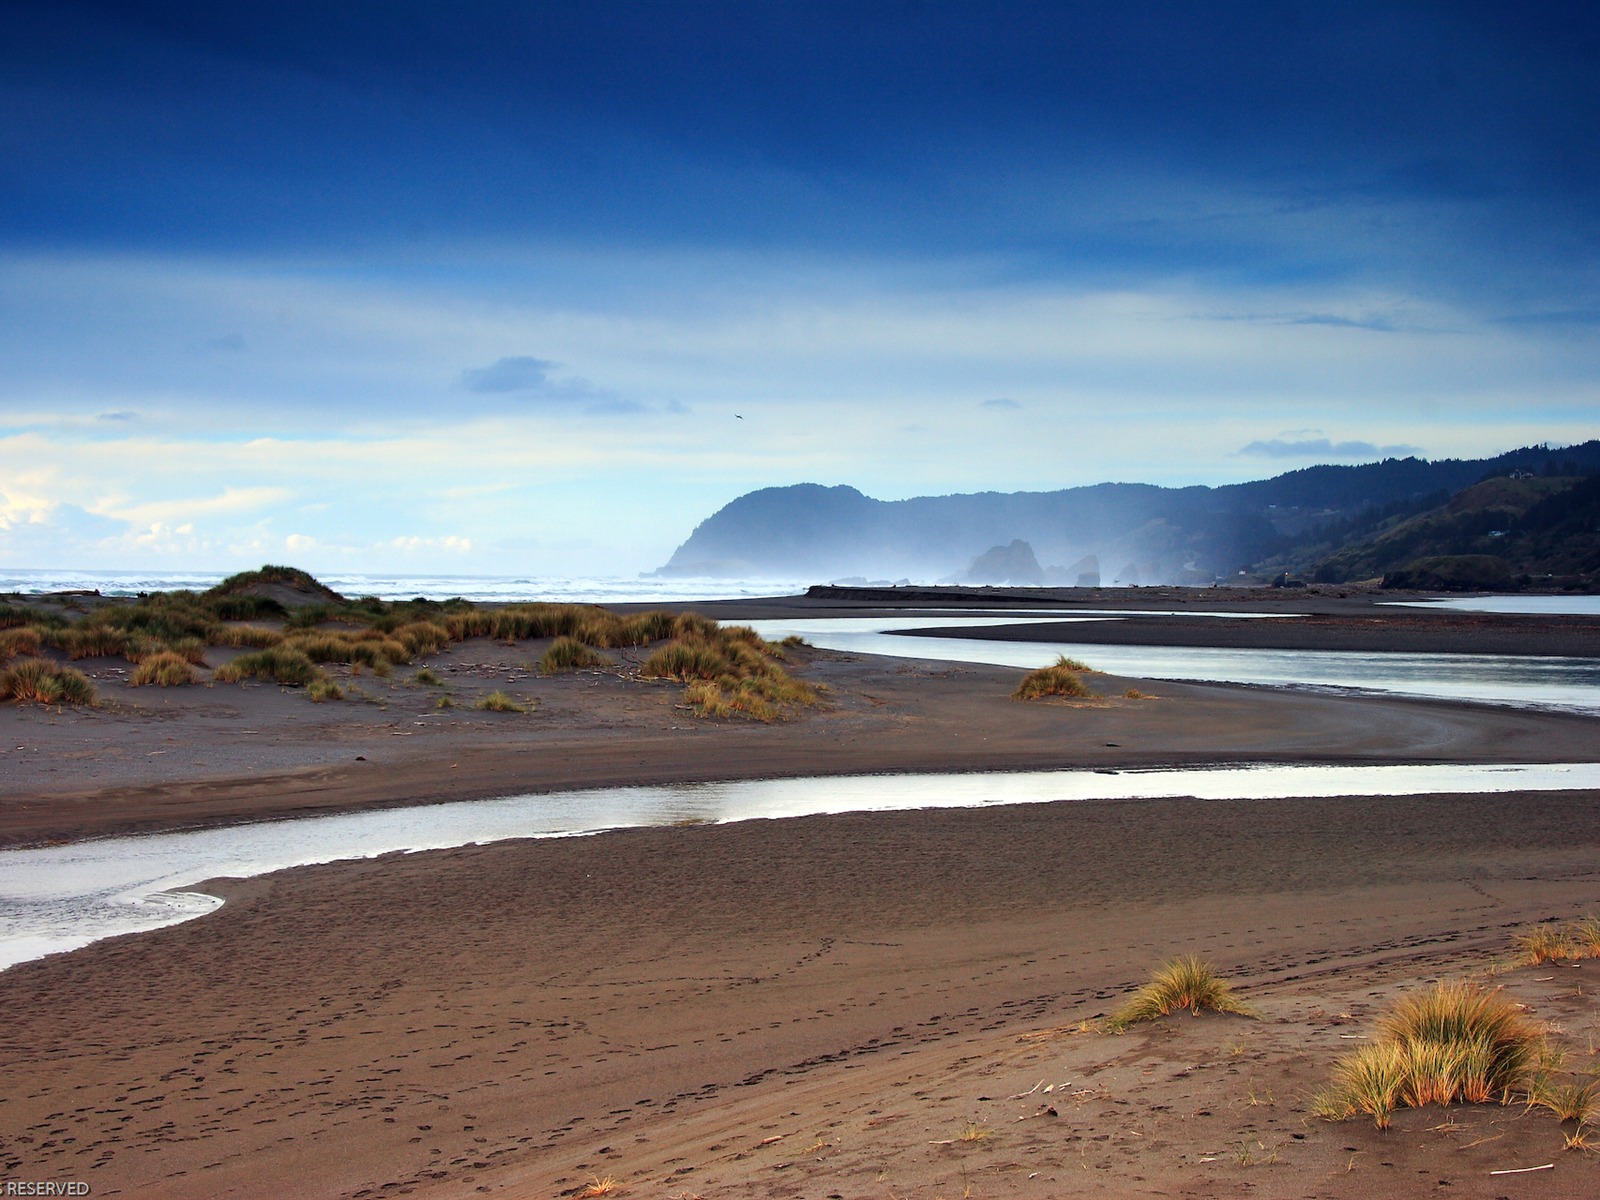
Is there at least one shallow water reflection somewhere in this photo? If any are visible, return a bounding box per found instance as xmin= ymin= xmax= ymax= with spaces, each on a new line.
xmin=1393 ymin=595 xmax=1600 ymax=617
xmin=746 ymin=616 xmax=1600 ymax=714
xmin=4 ymin=761 xmax=1600 ymax=972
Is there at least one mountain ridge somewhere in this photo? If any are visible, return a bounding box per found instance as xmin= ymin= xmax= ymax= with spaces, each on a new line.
xmin=660 ymin=441 xmax=1600 ymax=587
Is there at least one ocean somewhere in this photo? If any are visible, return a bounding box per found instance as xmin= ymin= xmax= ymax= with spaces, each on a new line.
xmin=0 ymin=568 xmax=813 ymax=605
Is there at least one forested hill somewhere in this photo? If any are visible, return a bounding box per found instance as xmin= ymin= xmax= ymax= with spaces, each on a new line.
xmin=657 ymin=441 xmax=1600 ymax=589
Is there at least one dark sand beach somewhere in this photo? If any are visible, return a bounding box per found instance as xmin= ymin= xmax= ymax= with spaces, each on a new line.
xmin=3 ymin=587 xmax=1600 ymax=1198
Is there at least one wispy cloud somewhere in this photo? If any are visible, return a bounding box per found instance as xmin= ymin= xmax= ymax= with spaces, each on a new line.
xmin=460 ymin=354 xmax=657 ymax=415
xmin=981 ymin=397 xmax=1021 ymax=410
xmin=122 ymin=485 xmax=293 ymax=519
xmin=1492 ymin=308 xmax=1600 ymax=328
xmin=1206 ymin=310 xmax=1402 ymax=333
xmin=461 ymin=355 xmax=558 ymax=393
xmin=1238 ymin=437 xmax=1422 ymax=460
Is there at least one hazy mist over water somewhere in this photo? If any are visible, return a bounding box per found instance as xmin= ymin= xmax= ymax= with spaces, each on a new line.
xmin=0 ymin=569 xmax=815 ymax=605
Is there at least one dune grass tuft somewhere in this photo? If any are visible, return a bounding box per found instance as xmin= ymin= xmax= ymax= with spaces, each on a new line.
xmin=0 ymin=602 xmax=35 ymax=630
xmin=392 ymin=620 xmax=452 ymax=658
xmin=640 ymin=622 xmax=817 ymax=721
xmin=684 ymin=677 xmax=779 ymax=721
xmin=1312 ymin=1042 xmax=1408 ymax=1130
xmin=1 ymin=658 xmax=97 ymax=706
xmin=1013 ymin=655 xmax=1098 ymax=700
xmin=441 ymin=602 xmax=678 ymax=648
xmin=130 ymin=635 xmax=207 ymax=665
xmin=0 ymin=626 xmax=42 ymax=665
xmin=288 ymin=630 xmax=410 ymax=670
xmin=57 ymin=624 xmax=130 ymax=659
xmin=214 ymin=646 xmax=326 ymax=687
xmin=1570 ymin=917 xmax=1600 ymax=959
xmin=1315 ymin=981 xmax=1545 ymax=1128
xmin=540 ymin=636 xmax=611 ymax=673
xmin=207 ymin=593 xmax=289 ymax=621
xmin=1514 ymin=917 xmax=1600 ymax=964
xmin=639 ymin=639 xmax=729 ymax=681
xmin=1530 ymin=1077 xmax=1600 ymax=1125
xmin=1107 ymin=956 xmax=1257 ymax=1030
xmin=475 ymin=690 xmax=530 ymax=713
xmin=219 ymin=624 xmax=285 ymax=649
xmin=129 ymin=651 xmax=199 ymax=686
xmin=306 ymin=678 xmax=344 ymax=703
xmin=1516 ymin=923 xmax=1576 ymax=964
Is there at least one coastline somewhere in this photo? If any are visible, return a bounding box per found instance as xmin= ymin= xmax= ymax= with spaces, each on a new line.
xmin=4 ymin=646 xmax=1599 ymax=848
xmin=3 ymin=586 xmax=1600 ymax=1197
xmin=4 ymin=587 xmax=1600 ymax=847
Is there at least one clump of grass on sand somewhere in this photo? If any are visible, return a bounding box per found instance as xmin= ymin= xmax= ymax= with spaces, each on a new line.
xmin=129 ymin=651 xmax=198 ymax=686
xmin=219 ymin=624 xmax=285 ymax=649
xmin=442 ymin=602 xmax=677 ymax=649
xmin=1313 ymin=981 xmax=1546 ymax=1129
xmin=213 ymin=646 xmax=327 ymax=688
xmin=540 ymin=635 xmax=610 ymax=673
xmin=306 ymin=678 xmax=343 ymax=702
xmin=288 ymin=630 xmax=411 ymax=671
xmin=0 ymin=658 xmax=97 ymax=706
xmin=131 ymin=635 xmax=207 ymax=665
xmin=475 ymin=690 xmax=530 ymax=713
xmin=1013 ymin=655 xmax=1098 ymax=701
xmin=639 ymin=622 xmax=817 ymax=721
xmin=0 ymin=602 xmax=35 ymax=630
xmin=0 ymin=626 xmax=42 ymax=665
xmin=1514 ymin=917 xmax=1600 ymax=964
xmin=1516 ymin=923 xmax=1576 ymax=964
xmin=1571 ymin=917 xmax=1600 ymax=959
xmin=1530 ymin=1077 xmax=1600 ymax=1126
xmin=1106 ymin=956 xmax=1257 ymax=1031
xmin=56 ymin=624 xmax=130 ymax=660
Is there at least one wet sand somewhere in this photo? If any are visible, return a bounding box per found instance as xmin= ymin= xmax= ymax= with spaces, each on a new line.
xmin=3 ymin=599 xmax=1598 ymax=847
xmin=3 ymin=587 xmax=1600 ymax=1197
xmin=5 ymin=792 xmax=1600 ymax=1198
xmin=696 ymin=583 xmax=1600 ymax=658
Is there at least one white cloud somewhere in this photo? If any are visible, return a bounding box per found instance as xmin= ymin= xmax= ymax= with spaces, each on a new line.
xmin=391 ymin=535 xmax=473 ymax=554
xmin=103 ymin=486 xmax=295 ymax=527
xmin=0 ymin=247 xmax=1595 ymax=572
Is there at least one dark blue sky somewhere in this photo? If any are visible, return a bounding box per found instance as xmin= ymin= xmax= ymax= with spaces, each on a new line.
xmin=1 ymin=1 xmax=1597 ymax=573
xmin=5 ymin=2 xmax=1596 ymax=297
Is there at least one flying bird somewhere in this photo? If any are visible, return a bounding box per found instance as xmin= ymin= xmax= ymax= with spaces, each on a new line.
xmin=735 ymin=413 xmax=744 ymax=420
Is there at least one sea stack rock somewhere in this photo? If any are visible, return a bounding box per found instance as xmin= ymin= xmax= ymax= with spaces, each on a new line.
xmin=962 ymin=539 xmax=1045 ymax=585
